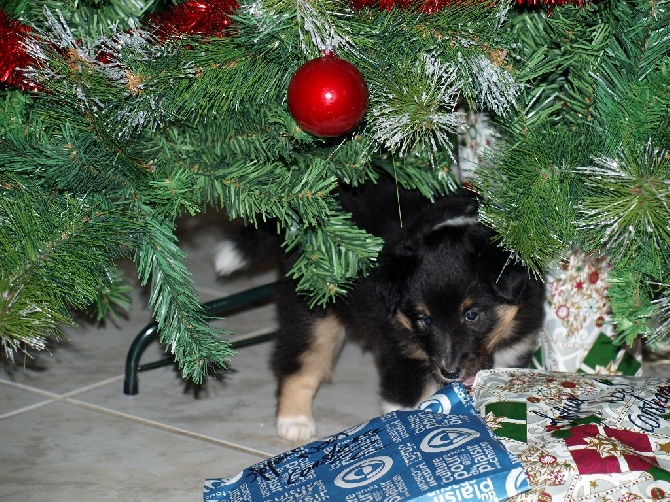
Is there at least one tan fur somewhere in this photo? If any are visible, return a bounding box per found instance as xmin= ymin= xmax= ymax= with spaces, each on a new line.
xmin=484 ymin=305 xmax=520 ymax=352
xmin=393 ymin=310 xmax=429 ymax=361
xmin=405 ymin=344 xmax=429 ymax=361
xmin=394 ymin=311 xmax=412 ymax=331
xmin=276 ymin=315 xmax=345 ymax=420
xmin=415 ymin=304 xmax=430 ymax=316
xmin=460 ymin=298 xmax=475 ymax=312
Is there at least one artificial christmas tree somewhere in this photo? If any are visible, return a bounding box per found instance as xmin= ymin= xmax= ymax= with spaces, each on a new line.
xmin=0 ymin=0 xmax=668 ymax=385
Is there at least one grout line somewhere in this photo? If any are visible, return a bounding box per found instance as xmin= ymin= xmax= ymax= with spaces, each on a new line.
xmin=0 ymin=375 xmax=124 ymax=421
xmin=0 ymin=374 xmax=124 ymax=400
xmin=61 ymin=375 xmax=125 ymax=398
xmin=0 ymin=399 xmax=56 ymax=420
xmin=2 ymin=375 xmax=273 ymax=461
xmin=0 ymin=379 xmax=62 ymax=399
xmin=64 ymin=397 xmax=273 ymax=460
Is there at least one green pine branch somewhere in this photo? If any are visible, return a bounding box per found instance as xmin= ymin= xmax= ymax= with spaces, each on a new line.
xmin=284 ymin=204 xmax=384 ymax=307
xmin=132 ymin=203 xmax=235 ymax=383
xmin=575 ymin=144 xmax=670 ymax=346
xmin=0 ymin=187 xmax=134 ymax=360
xmin=591 ymin=0 xmax=670 ymax=150
xmin=4 ymin=0 xmax=669 ymax=373
xmin=88 ymin=267 xmax=133 ymax=323
xmin=474 ymin=126 xmax=588 ymax=274
xmin=504 ymin=2 xmax=609 ymax=132
xmin=477 ymin=0 xmax=670 ymax=347
xmin=7 ymin=0 xmax=167 ymax=38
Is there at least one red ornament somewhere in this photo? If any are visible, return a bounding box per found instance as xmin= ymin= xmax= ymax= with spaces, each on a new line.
xmin=287 ymin=52 xmax=368 ymax=138
xmin=0 ymin=9 xmax=38 ymax=91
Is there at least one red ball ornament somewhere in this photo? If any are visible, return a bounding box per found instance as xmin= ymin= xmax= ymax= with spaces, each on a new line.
xmin=287 ymin=52 xmax=368 ymax=137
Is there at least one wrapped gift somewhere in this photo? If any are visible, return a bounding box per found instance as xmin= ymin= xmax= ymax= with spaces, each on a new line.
xmin=455 ymin=111 xmax=497 ymax=181
xmin=472 ymin=369 xmax=670 ymax=501
xmin=533 ymin=249 xmax=642 ymax=376
xmin=204 ymin=383 xmax=530 ymax=501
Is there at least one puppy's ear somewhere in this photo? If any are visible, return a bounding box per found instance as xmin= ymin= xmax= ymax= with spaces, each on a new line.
xmin=418 ymin=192 xmax=480 ymax=239
xmin=492 ymin=264 xmax=529 ymax=303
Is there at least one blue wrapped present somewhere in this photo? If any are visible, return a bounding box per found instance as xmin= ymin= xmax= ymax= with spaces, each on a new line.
xmin=204 ymin=383 xmax=530 ymax=501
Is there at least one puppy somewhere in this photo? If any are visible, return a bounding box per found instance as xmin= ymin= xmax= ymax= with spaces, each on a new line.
xmin=216 ymin=179 xmax=545 ymax=442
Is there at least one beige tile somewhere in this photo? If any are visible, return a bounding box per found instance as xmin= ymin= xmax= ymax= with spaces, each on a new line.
xmin=0 ymin=382 xmax=53 ymax=418
xmin=75 ymin=339 xmax=383 ymax=461
xmin=0 ymin=401 xmax=267 ymax=502
xmin=0 ymin=273 xmax=277 ymax=399
xmin=0 ymin=285 xmax=154 ymax=395
xmin=0 ymin=211 xmax=391 ymax=500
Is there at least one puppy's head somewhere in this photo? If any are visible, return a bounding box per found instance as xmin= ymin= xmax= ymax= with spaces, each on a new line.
xmin=376 ymin=203 xmax=540 ymax=386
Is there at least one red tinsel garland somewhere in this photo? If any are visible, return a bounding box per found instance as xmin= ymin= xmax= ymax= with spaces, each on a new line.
xmin=352 ymin=0 xmax=478 ymax=13
xmin=149 ymin=0 xmax=239 ymax=39
xmin=351 ymin=0 xmax=589 ymax=13
xmin=0 ymin=10 xmax=37 ymax=91
xmin=516 ymin=0 xmax=587 ymax=6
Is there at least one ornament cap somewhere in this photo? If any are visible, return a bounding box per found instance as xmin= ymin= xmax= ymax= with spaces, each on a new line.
xmin=321 ymin=46 xmax=335 ymax=57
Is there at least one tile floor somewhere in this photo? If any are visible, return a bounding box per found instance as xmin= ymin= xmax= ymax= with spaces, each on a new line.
xmin=1 ymin=213 xmax=669 ymax=501
xmin=0 ymin=213 xmax=382 ymax=501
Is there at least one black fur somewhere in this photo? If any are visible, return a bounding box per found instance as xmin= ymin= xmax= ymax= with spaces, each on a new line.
xmin=221 ymin=178 xmax=545 ymax=440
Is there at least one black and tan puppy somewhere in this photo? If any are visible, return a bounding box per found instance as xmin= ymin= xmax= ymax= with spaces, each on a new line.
xmin=215 ymin=179 xmax=545 ymax=442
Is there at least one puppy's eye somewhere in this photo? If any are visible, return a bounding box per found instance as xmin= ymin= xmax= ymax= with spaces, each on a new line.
xmin=417 ymin=316 xmax=433 ymax=327
xmin=463 ymin=310 xmax=479 ymax=322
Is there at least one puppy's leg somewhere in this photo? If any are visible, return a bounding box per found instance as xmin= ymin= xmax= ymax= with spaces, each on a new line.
xmin=377 ymin=353 xmax=437 ymax=414
xmin=274 ymin=314 xmax=345 ymax=442
xmin=381 ymin=379 xmax=441 ymax=414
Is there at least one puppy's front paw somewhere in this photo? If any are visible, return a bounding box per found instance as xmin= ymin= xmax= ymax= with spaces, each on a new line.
xmin=277 ymin=415 xmax=316 ymax=442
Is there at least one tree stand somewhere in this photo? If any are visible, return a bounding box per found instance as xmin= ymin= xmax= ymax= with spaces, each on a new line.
xmin=123 ymin=282 xmax=277 ymax=395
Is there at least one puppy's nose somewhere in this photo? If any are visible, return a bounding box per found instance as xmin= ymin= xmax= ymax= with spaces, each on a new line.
xmin=440 ymin=368 xmax=460 ymax=380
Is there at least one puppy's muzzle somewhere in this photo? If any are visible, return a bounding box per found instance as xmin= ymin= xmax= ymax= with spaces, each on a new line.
xmin=435 ymin=353 xmax=479 ymax=382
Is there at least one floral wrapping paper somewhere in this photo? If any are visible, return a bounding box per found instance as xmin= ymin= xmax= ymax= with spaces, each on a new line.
xmin=532 ymin=249 xmax=643 ymax=376
xmin=472 ymin=369 xmax=670 ymax=501
xmin=455 ymin=111 xmax=497 ymax=181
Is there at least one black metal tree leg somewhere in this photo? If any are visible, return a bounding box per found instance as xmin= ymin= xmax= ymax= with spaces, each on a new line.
xmin=123 ymin=282 xmax=277 ymax=395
